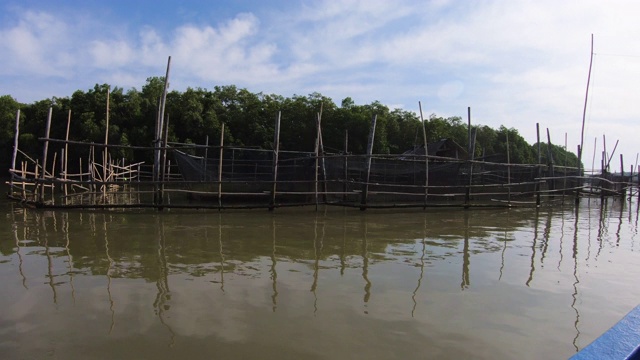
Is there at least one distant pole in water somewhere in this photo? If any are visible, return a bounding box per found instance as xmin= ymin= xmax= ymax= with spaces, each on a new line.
xmin=465 ymin=107 xmax=474 ymax=207
xmin=269 ymin=111 xmax=281 ymax=211
xmin=360 ymin=114 xmax=377 ymax=211
xmin=536 ymin=123 xmax=541 ymax=206
xmin=577 ymin=34 xmax=594 ymax=203
xmin=154 ymin=56 xmax=171 ymax=207
xmin=9 ymin=109 xmax=20 ymax=193
xmin=218 ymin=123 xmax=225 ymax=210
xmin=418 ymin=101 xmax=429 ymax=208
xmin=39 ymin=107 xmax=53 ymax=203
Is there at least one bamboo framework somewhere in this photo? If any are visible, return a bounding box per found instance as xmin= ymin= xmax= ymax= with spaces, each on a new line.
xmin=7 ymin=105 xmax=635 ymax=211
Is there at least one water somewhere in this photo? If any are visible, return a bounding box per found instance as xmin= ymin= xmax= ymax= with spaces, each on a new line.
xmin=1 ymin=194 xmax=639 ymax=359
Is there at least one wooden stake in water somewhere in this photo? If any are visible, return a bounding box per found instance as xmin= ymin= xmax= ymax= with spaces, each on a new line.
xmin=39 ymin=107 xmax=53 ymax=203
xmin=419 ymin=101 xmax=429 ymax=208
xmin=360 ymin=114 xmax=377 ymax=211
xmin=64 ymin=110 xmax=71 ymax=197
xmin=9 ymin=109 xmax=20 ymax=193
xmin=343 ymin=130 xmax=349 ymax=202
xmin=270 ymin=112 xmax=281 ymax=211
xmin=218 ymin=123 xmax=225 ymax=209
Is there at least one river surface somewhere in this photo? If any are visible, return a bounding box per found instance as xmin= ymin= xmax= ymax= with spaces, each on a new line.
xmin=1 ymin=192 xmax=639 ymax=359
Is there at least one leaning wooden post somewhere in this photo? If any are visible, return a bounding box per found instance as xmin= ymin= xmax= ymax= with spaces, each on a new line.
xmin=464 ymin=107 xmax=474 ymax=207
xmin=360 ymin=114 xmax=377 ymax=211
xmin=546 ymin=128 xmax=555 ymax=197
xmin=218 ymin=123 xmax=225 ymax=209
xmin=269 ymin=112 xmax=281 ymax=211
xmin=535 ymin=123 xmax=541 ymax=206
xmin=102 ymin=85 xmax=110 ymax=197
xmin=39 ymin=107 xmax=53 ymax=203
xmin=620 ymin=154 xmax=625 ymax=197
xmin=203 ymin=135 xmax=209 ymax=181
xmin=161 ymin=115 xmax=170 ymax=204
xmin=575 ymin=145 xmax=582 ymax=204
xmin=154 ymin=56 xmax=171 ymax=207
xmin=314 ymin=113 xmax=321 ymax=210
xmin=343 ymin=130 xmax=349 ymax=202
xmin=419 ymin=101 xmax=429 ymax=208
xmin=317 ymin=107 xmax=328 ymax=204
xmin=506 ymin=131 xmax=511 ymax=205
xmin=63 ymin=110 xmax=71 ymax=196
xmin=9 ymin=109 xmax=20 ymax=193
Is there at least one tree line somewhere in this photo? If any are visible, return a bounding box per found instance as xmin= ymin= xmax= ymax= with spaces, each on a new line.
xmin=0 ymin=77 xmax=580 ymax=173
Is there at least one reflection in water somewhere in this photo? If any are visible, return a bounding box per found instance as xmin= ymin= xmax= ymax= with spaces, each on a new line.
xmin=43 ymin=212 xmax=58 ymax=305
xmin=12 ymin=211 xmax=27 ymax=289
xmin=526 ymin=209 xmax=539 ymax=287
xmin=2 ymin=199 xmax=640 ymax=360
xmin=411 ymin=217 xmax=427 ymax=317
xmin=217 ymin=213 xmax=225 ymax=292
xmin=461 ymin=211 xmax=470 ymax=290
xmin=572 ymin=205 xmax=581 ymax=352
xmin=270 ymin=216 xmax=277 ymax=312
xmin=154 ymin=216 xmax=175 ymax=347
xmin=63 ymin=212 xmax=76 ymax=303
xmin=103 ymin=214 xmax=116 ymax=334
xmin=361 ymin=216 xmax=371 ymax=308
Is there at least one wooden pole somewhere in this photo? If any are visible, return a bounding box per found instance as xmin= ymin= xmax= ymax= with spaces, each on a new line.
xmin=603 ymin=135 xmax=608 ymax=173
xmin=418 ymin=101 xmax=429 ymax=208
xmin=536 ymin=123 xmax=541 ymax=206
xmin=317 ymin=106 xmax=328 ymax=204
xmin=314 ymin=112 xmax=321 ymax=210
xmin=579 ymin=34 xmax=594 ymax=171
xmin=154 ymin=56 xmax=171 ymax=206
xmin=506 ymin=131 xmax=511 ymax=205
xmin=546 ymin=128 xmax=555 ymax=196
xmin=343 ymin=130 xmax=349 ymax=202
xmin=218 ymin=123 xmax=225 ymax=209
xmin=103 ymin=86 xmax=110 ymax=197
xmin=160 ymin=114 xmax=170 ymax=205
xmin=465 ymin=107 xmax=474 ymax=207
xmin=39 ymin=107 xmax=53 ymax=203
xmin=360 ymin=114 xmax=377 ymax=210
xmin=204 ymin=135 xmax=209 ymax=181
xmin=64 ymin=110 xmax=71 ymax=196
xmin=620 ymin=154 xmax=625 ymax=197
xmin=9 ymin=109 xmax=20 ymax=192
xmin=269 ymin=112 xmax=281 ymax=211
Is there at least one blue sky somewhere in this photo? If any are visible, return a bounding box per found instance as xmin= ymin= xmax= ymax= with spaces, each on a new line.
xmin=1 ymin=0 xmax=640 ymax=170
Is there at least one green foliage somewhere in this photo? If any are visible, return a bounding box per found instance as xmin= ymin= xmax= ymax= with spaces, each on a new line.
xmin=1 ymin=82 xmax=583 ymax=174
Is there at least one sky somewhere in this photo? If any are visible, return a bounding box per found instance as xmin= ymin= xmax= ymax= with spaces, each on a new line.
xmin=1 ymin=0 xmax=639 ymax=172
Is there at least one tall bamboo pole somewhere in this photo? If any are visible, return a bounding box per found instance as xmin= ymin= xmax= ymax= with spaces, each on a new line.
xmin=39 ymin=107 xmax=53 ymax=203
xmin=418 ymin=101 xmax=429 ymax=208
xmin=218 ymin=123 xmax=225 ymax=209
xmin=9 ymin=109 xmax=20 ymax=192
xmin=536 ymin=123 xmax=541 ymax=206
xmin=360 ymin=114 xmax=377 ymax=210
xmin=154 ymin=56 xmax=171 ymax=207
xmin=546 ymin=128 xmax=555 ymax=195
xmin=269 ymin=112 xmax=281 ymax=211
xmin=506 ymin=131 xmax=511 ymax=205
xmin=103 ymin=86 xmax=110 ymax=197
xmin=578 ymin=34 xmax=593 ymax=183
xmin=465 ymin=107 xmax=474 ymax=207
xmin=343 ymin=130 xmax=349 ymax=202
xmin=64 ymin=110 xmax=71 ymax=196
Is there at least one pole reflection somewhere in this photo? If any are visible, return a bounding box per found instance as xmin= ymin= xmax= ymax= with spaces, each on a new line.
xmin=461 ymin=211 xmax=470 ymax=290
xmin=571 ymin=202 xmax=581 ymax=352
xmin=153 ymin=215 xmax=175 ymax=347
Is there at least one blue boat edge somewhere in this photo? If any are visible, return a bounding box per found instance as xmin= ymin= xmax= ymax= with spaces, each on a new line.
xmin=570 ymin=305 xmax=640 ymax=360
